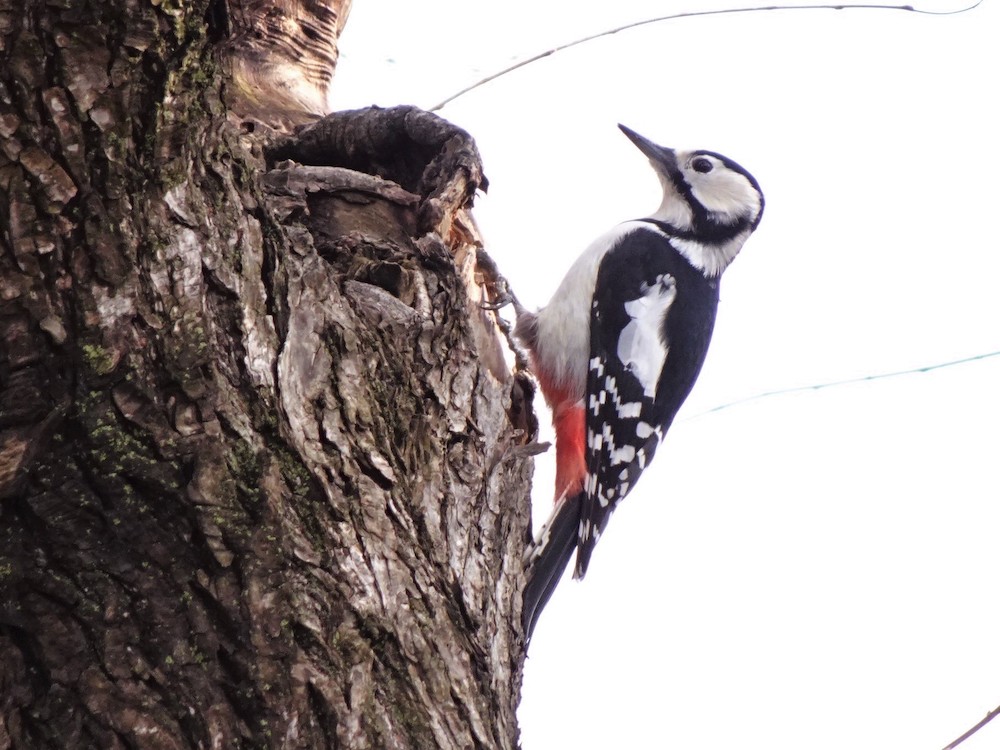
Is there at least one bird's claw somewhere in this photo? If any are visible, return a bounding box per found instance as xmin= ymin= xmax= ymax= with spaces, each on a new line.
xmin=481 ymin=290 xmax=514 ymax=311
xmin=476 ymin=247 xmax=519 ymax=311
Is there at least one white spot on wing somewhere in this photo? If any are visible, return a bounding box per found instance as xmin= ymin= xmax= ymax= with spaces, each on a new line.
xmin=616 ymin=275 xmax=676 ymax=399
xmin=610 ymin=444 xmax=636 ymax=466
xmin=616 ymin=401 xmax=642 ymax=419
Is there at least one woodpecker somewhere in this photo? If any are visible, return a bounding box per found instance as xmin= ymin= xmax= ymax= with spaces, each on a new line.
xmin=518 ymin=124 xmax=765 ymax=637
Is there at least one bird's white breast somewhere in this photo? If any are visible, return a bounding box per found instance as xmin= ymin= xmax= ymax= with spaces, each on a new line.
xmin=533 ymin=222 xmax=650 ymax=401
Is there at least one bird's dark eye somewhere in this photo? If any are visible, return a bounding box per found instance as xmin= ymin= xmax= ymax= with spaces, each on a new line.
xmin=691 ymin=157 xmax=714 ymax=174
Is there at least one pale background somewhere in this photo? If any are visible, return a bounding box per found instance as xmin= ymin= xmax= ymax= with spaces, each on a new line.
xmin=332 ymin=2 xmax=1000 ymax=748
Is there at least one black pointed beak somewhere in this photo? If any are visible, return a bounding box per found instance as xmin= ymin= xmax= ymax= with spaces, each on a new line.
xmin=618 ymin=124 xmax=679 ymax=176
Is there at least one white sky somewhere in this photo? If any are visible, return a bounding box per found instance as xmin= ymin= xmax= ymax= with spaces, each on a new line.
xmin=333 ymin=2 xmax=1000 ymax=748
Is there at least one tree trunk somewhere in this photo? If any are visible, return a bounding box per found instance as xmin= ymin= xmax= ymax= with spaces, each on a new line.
xmin=0 ymin=2 xmax=535 ymax=747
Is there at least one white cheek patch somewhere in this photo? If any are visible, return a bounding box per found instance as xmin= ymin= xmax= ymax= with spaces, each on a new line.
xmin=615 ymin=274 xmax=676 ymax=399
xmin=690 ymin=172 xmax=761 ymax=223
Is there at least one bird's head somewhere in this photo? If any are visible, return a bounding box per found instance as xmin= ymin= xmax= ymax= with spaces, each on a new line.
xmin=619 ymin=124 xmax=764 ymax=241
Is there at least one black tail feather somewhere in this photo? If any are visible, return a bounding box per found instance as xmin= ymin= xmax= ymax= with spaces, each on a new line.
xmin=522 ymin=491 xmax=584 ymax=639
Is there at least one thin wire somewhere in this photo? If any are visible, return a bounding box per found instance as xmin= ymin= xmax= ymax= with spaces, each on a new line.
xmin=689 ymin=349 xmax=1000 ymax=418
xmin=941 ymin=702 xmax=1000 ymax=749
xmin=428 ymin=1 xmax=984 ymax=112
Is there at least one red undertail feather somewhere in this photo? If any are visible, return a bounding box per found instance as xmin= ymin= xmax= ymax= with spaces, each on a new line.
xmin=553 ymin=403 xmax=586 ymax=502
xmin=530 ymin=362 xmax=586 ymax=503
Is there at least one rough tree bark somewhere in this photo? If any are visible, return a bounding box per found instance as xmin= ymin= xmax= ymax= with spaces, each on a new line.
xmin=0 ymin=1 xmax=536 ymax=748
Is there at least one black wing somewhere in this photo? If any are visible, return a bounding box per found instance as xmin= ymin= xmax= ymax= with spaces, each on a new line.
xmin=574 ymin=226 xmax=720 ymax=578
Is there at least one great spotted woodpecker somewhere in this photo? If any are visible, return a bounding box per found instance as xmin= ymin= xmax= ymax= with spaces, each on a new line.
xmin=518 ymin=124 xmax=765 ymax=637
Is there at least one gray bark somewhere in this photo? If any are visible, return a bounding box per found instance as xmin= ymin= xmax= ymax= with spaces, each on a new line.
xmin=0 ymin=2 xmax=535 ymax=747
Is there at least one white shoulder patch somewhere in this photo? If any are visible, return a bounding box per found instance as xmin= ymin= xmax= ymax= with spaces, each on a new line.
xmin=615 ymin=274 xmax=676 ymax=398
